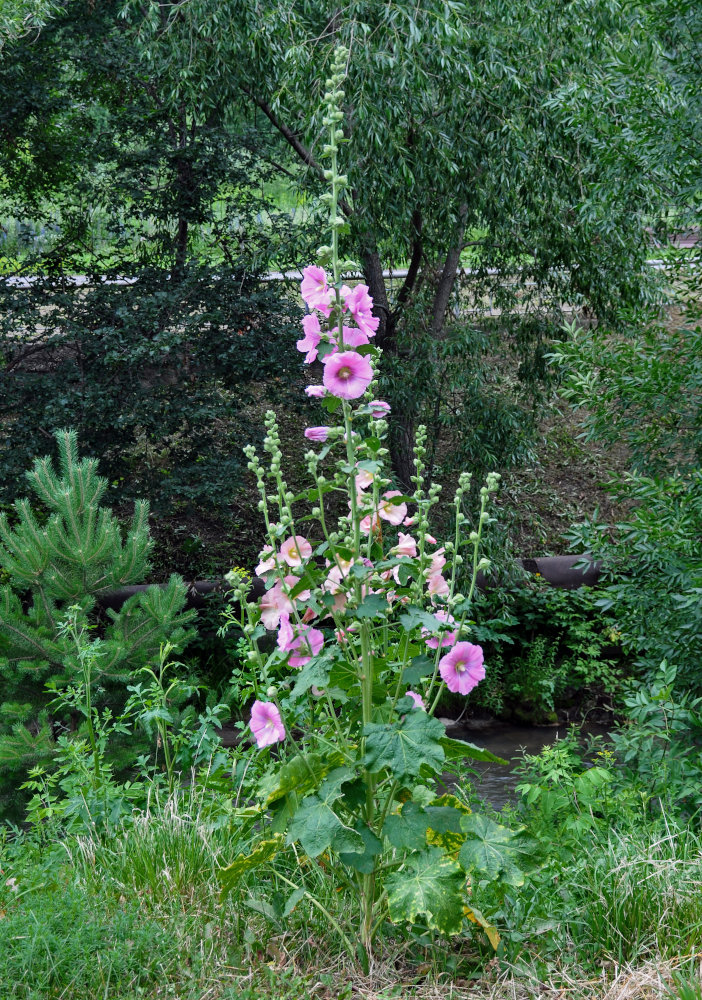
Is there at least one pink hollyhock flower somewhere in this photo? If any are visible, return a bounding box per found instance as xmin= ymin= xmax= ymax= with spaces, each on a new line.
xmin=250 ymin=700 xmax=286 ymax=748
xmin=378 ymin=491 xmax=407 ymax=525
xmin=439 ymin=642 xmax=485 ymax=695
xmin=355 ymin=468 xmax=375 ymax=492
xmin=277 ymin=612 xmax=295 ymax=651
xmin=391 ymin=532 xmax=418 ymax=558
xmin=280 ymin=535 xmax=312 ymax=567
xmin=322 ymin=351 xmax=373 ymax=400
xmin=424 ymin=610 xmax=458 ymax=649
xmin=343 ymin=284 xmax=380 ymax=338
xmin=405 ymin=690 xmax=426 ymax=710
xmin=369 ymin=400 xmax=391 ymax=418
xmin=360 ymin=511 xmax=381 ymax=535
xmin=428 ymin=547 xmax=446 ymax=575
xmin=255 ymin=545 xmax=276 ymax=577
xmin=301 ymin=265 xmax=330 ymax=310
xmin=288 ymin=627 xmax=324 ymax=668
xmin=427 ymin=572 xmax=450 ymax=598
xmin=323 ymin=565 xmax=349 ymax=611
xmin=304 ymin=426 xmax=330 ymax=442
xmin=339 ymin=325 xmax=370 ymax=349
xmin=276 ymin=613 xmax=324 ymax=667
xmin=297 ymin=314 xmax=322 ymax=363
xmin=260 ymin=581 xmax=294 ymax=630
xmin=302 ymin=606 xmax=318 ymax=623
xmin=305 ymin=385 xmax=327 ymax=398
xmin=425 ymin=533 xmax=438 ymax=546
xmin=403 ymin=515 xmax=416 ymax=527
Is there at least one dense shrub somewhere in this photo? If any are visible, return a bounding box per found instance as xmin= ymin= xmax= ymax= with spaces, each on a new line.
xmin=0 ymin=265 xmax=302 ymax=516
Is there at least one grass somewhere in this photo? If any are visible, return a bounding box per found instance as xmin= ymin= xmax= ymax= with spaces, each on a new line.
xmin=2 ymin=774 xmax=702 ymax=1000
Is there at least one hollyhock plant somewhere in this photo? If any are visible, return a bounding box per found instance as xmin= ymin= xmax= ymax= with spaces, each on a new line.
xmin=249 ymin=700 xmax=286 ymax=748
xmin=322 ymin=350 xmax=373 ymax=399
xmin=224 ymin=49 xmax=505 ymax=962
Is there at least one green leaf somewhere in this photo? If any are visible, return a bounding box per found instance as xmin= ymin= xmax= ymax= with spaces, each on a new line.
xmin=386 ymin=848 xmax=466 ymax=936
xmin=288 ymin=575 xmax=316 ymax=600
xmin=321 ymin=395 xmax=342 ymax=414
xmin=282 ymin=887 xmax=306 ymax=917
xmin=287 ymin=767 xmax=363 ymax=858
xmin=440 ymin=737 xmax=508 ymax=765
xmin=288 ymin=654 xmax=332 ymax=702
xmin=399 ymin=607 xmax=441 ymax=633
xmin=458 ymin=814 xmax=537 ymax=887
xmin=258 ymin=752 xmax=342 ymax=805
xmin=402 ymin=654 xmax=434 ymax=685
xmin=363 ymin=712 xmax=445 ymax=780
xmin=339 ymin=821 xmax=383 ymax=873
xmin=383 ymin=800 xmax=430 ymax=850
xmin=218 ymin=834 xmax=284 ymax=896
xmin=353 ymin=594 xmax=389 ymax=619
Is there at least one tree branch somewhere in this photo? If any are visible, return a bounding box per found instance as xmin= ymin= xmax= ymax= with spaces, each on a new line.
xmin=392 ymin=209 xmax=422 ymax=318
xmin=431 ymin=203 xmax=468 ymax=339
xmin=240 ymin=86 xmax=351 ymax=216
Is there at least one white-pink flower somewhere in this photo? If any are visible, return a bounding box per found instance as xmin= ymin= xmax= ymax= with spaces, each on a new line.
xmin=260 ymin=581 xmax=294 ymax=630
xmin=439 ymin=642 xmax=485 ymax=695
xmin=304 ymin=426 xmax=330 ymax=442
xmin=391 ymin=532 xmax=417 ymax=558
xmin=280 ymin=535 xmax=312 ymax=567
xmin=427 ymin=573 xmax=450 ymax=598
xmin=428 ymin=547 xmax=446 ymax=575
xmin=355 ymin=468 xmax=375 ymax=492
xmin=301 ymin=266 xmax=330 ymax=310
xmin=250 ymin=700 xmax=286 ymax=748
xmin=322 ymin=350 xmax=373 ymax=400
xmin=378 ymin=491 xmax=407 ymax=525
xmin=255 ymin=545 xmax=276 ymax=577
xmin=343 ymin=284 xmax=380 ymax=338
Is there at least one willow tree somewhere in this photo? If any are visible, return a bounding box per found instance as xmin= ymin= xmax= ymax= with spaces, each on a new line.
xmin=121 ymin=0 xmax=670 ymax=483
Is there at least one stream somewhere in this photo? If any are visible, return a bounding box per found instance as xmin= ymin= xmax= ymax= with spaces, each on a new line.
xmin=442 ymin=719 xmax=612 ymax=810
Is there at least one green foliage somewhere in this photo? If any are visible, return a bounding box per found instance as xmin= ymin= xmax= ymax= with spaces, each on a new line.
xmin=567 ymin=470 xmax=702 ymax=691
xmin=470 ymin=582 xmax=625 ymax=719
xmin=0 ymin=0 xmax=61 ymax=51
xmin=0 ymin=266 xmax=303 ymax=522
xmin=551 ymin=314 xmax=702 ymax=475
xmin=610 ymin=660 xmax=702 ymax=816
xmin=0 ymin=431 xmax=195 ymax=816
xmin=513 ymin=728 xmax=617 ymax=845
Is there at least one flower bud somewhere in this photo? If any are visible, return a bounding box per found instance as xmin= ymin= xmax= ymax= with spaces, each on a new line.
xmin=266 ymin=686 xmax=278 ymax=698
